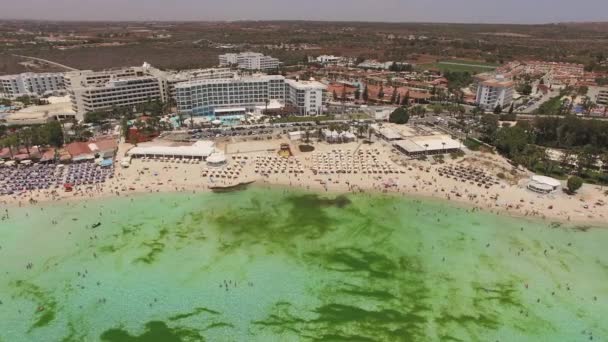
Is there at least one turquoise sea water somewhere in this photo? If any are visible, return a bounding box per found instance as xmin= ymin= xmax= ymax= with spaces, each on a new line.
xmin=0 ymin=187 xmax=607 ymax=341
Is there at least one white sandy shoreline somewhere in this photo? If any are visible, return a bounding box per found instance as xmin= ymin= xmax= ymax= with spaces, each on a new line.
xmin=1 ymin=140 xmax=607 ymax=228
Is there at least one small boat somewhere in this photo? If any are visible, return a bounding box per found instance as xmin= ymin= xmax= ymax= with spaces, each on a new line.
xmin=210 ymin=181 xmax=255 ymax=193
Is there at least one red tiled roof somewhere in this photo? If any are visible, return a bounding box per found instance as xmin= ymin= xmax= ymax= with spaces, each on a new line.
xmin=41 ymin=148 xmax=56 ymax=162
xmin=90 ymin=138 xmax=118 ymax=152
xmin=65 ymin=142 xmax=92 ymax=157
xmin=0 ymin=147 xmax=10 ymax=159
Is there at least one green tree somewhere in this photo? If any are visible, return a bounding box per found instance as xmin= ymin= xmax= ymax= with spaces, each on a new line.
xmin=354 ymin=88 xmax=361 ymax=100
xmin=411 ymin=105 xmax=427 ymax=117
xmin=390 ymin=87 xmax=397 ymax=104
xmin=494 ymin=125 xmax=531 ymax=159
xmin=401 ymin=91 xmax=410 ymax=106
xmin=493 ymin=104 xmax=503 ymax=115
xmin=378 ymin=86 xmax=385 ymax=100
xmin=120 ymin=117 xmax=130 ymax=141
xmin=362 ymin=86 xmax=369 ymax=102
xmin=43 ymin=121 xmax=64 ymax=147
xmin=16 ymin=95 xmax=32 ymax=107
xmin=389 ymin=107 xmax=410 ymax=124
xmin=567 ymin=176 xmax=583 ymax=193
xmin=576 ymin=145 xmax=599 ymax=174
xmin=431 ymin=104 xmax=443 ymax=115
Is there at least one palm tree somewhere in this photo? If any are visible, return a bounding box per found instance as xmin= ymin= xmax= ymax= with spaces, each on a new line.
xmin=5 ymin=135 xmax=18 ymax=159
xmin=442 ymin=142 xmax=446 ymax=154
xmin=357 ymin=125 xmax=365 ymax=139
xmin=18 ymin=128 xmax=33 ymax=157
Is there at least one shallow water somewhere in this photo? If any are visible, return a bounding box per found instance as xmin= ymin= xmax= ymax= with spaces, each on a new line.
xmin=0 ymin=187 xmax=607 ymax=341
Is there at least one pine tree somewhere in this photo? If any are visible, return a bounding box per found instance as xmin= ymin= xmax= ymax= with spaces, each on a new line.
xmin=362 ymin=86 xmax=369 ymax=102
xmin=401 ymin=91 xmax=410 ymax=106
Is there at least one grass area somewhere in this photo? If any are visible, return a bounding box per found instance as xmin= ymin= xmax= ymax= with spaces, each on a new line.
xmin=419 ymin=60 xmax=498 ymax=73
xmin=348 ymin=112 xmax=372 ymax=120
xmin=441 ymin=59 xmax=499 ymax=67
xmin=272 ymin=115 xmax=334 ymax=123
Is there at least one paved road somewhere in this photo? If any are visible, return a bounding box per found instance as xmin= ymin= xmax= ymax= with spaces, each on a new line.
xmin=13 ymin=54 xmax=78 ymax=71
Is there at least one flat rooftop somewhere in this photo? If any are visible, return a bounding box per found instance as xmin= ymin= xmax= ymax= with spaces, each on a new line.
xmin=285 ymin=79 xmax=327 ymax=90
xmin=394 ymin=135 xmax=461 ymax=153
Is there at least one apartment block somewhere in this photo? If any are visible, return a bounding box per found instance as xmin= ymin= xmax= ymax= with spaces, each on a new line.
xmin=0 ymin=72 xmax=65 ymax=98
xmin=474 ymin=74 xmax=514 ymax=111
xmin=284 ymin=79 xmax=327 ymax=116
xmin=219 ymin=52 xmax=280 ymax=70
xmin=588 ymin=86 xmax=608 ymax=106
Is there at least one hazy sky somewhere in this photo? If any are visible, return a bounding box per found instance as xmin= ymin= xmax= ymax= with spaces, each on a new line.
xmin=2 ymin=0 xmax=607 ymax=24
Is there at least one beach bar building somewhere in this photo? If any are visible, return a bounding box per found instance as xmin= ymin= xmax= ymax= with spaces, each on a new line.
xmin=127 ymin=141 xmax=215 ymax=160
xmin=527 ymin=175 xmax=561 ymax=194
xmin=393 ymin=135 xmax=461 ymax=157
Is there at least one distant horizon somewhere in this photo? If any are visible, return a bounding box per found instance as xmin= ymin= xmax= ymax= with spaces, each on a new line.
xmin=1 ymin=18 xmax=607 ymax=26
xmin=1 ymin=0 xmax=607 ymax=25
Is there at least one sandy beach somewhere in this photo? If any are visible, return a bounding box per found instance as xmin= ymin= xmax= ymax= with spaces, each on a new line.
xmin=2 ymin=138 xmax=607 ymax=226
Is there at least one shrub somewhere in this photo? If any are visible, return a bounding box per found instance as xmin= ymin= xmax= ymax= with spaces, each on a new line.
xmin=298 ymin=145 xmax=315 ymax=152
xmin=389 ymin=107 xmax=410 ymax=124
xmin=567 ymin=176 xmax=583 ymax=193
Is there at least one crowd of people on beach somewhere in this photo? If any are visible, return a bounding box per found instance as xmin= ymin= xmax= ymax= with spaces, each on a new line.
xmin=0 ymin=162 xmax=114 ymax=196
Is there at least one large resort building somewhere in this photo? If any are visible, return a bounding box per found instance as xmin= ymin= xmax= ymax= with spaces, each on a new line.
xmin=64 ymin=66 xmax=166 ymax=114
xmin=64 ymin=64 xmax=238 ymax=115
xmin=219 ymin=52 xmax=280 ymax=71
xmin=176 ymin=75 xmax=327 ymax=120
xmin=175 ymin=75 xmax=286 ymax=118
xmin=0 ymin=72 xmax=65 ymax=98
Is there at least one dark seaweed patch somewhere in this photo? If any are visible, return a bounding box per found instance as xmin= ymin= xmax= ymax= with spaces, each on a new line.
xmin=100 ymin=321 xmax=203 ymax=342
xmin=168 ymin=307 xmax=220 ymax=321
xmin=11 ymin=280 xmax=58 ymax=331
xmin=134 ymin=228 xmax=169 ymax=264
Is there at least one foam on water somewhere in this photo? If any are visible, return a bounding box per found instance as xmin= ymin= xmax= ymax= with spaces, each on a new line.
xmin=0 ymin=187 xmax=607 ymax=341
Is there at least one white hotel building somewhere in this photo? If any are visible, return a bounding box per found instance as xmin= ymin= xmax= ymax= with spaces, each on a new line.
xmin=64 ymin=64 xmax=237 ymax=114
xmin=0 ymin=72 xmax=65 ymax=98
xmin=64 ymin=66 xmax=166 ymax=114
xmin=474 ymin=74 xmax=514 ymax=111
xmin=285 ymin=79 xmax=325 ymax=116
xmin=176 ymin=75 xmax=286 ymax=117
xmin=219 ymin=52 xmax=280 ymax=71
xmin=176 ymin=75 xmax=326 ymax=118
